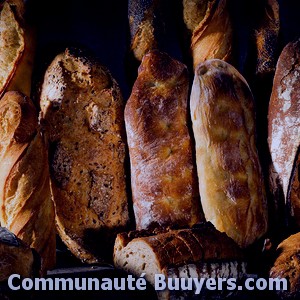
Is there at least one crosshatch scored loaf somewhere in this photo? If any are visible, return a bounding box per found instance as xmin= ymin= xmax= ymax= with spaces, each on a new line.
xmin=125 ymin=50 xmax=203 ymax=231
xmin=40 ymin=48 xmax=130 ymax=263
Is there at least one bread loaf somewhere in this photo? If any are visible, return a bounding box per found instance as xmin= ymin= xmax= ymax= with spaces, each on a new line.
xmin=0 ymin=91 xmax=55 ymax=272
xmin=190 ymin=59 xmax=268 ymax=248
xmin=0 ymin=227 xmax=36 ymax=281
xmin=255 ymin=0 xmax=280 ymax=76
xmin=114 ymin=223 xmax=244 ymax=286
xmin=270 ymin=232 xmax=300 ymax=299
xmin=0 ymin=0 xmax=35 ymax=97
xmin=40 ymin=48 xmax=130 ymax=263
xmin=190 ymin=0 xmax=232 ymax=69
xmin=268 ymin=39 xmax=300 ymax=227
xmin=125 ymin=50 xmax=203 ymax=231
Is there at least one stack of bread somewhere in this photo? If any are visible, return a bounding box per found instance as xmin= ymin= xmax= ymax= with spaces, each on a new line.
xmin=0 ymin=1 xmax=299 ymax=300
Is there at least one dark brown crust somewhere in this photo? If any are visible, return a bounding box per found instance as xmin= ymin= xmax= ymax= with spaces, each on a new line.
xmin=125 ymin=50 xmax=203 ymax=231
xmin=255 ymin=0 xmax=280 ymax=76
xmin=191 ymin=59 xmax=268 ymax=248
xmin=268 ymin=39 xmax=300 ymax=227
xmin=270 ymin=233 xmax=300 ymax=299
xmin=40 ymin=48 xmax=129 ymax=263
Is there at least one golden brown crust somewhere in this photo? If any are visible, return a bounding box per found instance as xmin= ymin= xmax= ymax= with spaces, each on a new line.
xmin=40 ymin=48 xmax=129 ymax=263
xmin=255 ymin=0 xmax=280 ymax=76
xmin=125 ymin=50 xmax=203 ymax=231
xmin=0 ymin=91 xmax=56 ymax=272
xmin=190 ymin=59 xmax=268 ymax=248
xmin=270 ymin=233 xmax=300 ymax=299
xmin=191 ymin=0 xmax=232 ymax=69
xmin=268 ymin=39 xmax=300 ymax=224
xmin=0 ymin=1 xmax=35 ymax=98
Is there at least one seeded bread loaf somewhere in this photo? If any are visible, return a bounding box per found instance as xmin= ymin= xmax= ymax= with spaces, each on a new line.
xmin=0 ymin=91 xmax=55 ymax=272
xmin=114 ymin=223 xmax=244 ymax=287
xmin=268 ymin=39 xmax=300 ymax=228
xmin=125 ymin=50 xmax=203 ymax=231
xmin=40 ymin=48 xmax=130 ymax=263
xmin=0 ymin=227 xmax=36 ymax=281
xmin=190 ymin=59 xmax=268 ymax=248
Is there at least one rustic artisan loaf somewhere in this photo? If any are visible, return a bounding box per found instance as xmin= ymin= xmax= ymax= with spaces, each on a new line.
xmin=0 ymin=227 xmax=36 ymax=281
xmin=0 ymin=0 xmax=35 ymax=97
xmin=114 ymin=223 xmax=244 ymax=286
xmin=125 ymin=50 xmax=203 ymax=231
xmin=40 ymin=48 xmax=130 ymax=263
xmin=270 ymin=232 xmax=300 ymax=299
xmin=190 ymin=0 xmax=232 ymax=69
xmin=190 ymin=59 xmax=268 ymax=248
xmin=255 ymin=0 xmax=280 ymax=76
xmin=268 ymin=39 xmax=300 ymax=227
xmin=0 ymin=91 xmax=56 ymax=272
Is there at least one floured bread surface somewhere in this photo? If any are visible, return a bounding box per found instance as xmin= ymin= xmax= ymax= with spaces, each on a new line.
xmin=268 ymin=39 xmax=300 ymax=222
xmin=125 ymin=50 xmax=203 ymax=231
xmin=40 ymin=48 xmax=129 ymax=263
xmin=191 ymin=59 xmax=268 ymax=248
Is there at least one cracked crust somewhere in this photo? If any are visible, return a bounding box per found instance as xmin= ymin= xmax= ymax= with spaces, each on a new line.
xmin=40 ymin=48 xmax=129 ymax=263
xmin=125 ymin=50 xmax=203 ymax=231
xmin=190 ymin=59 xmax=268 ymax=248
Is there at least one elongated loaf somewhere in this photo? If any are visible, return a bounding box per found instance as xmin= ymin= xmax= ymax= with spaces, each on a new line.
xmin=268 ymin=39 xmax=300 ymax=227
xmin=190 ymin=0 xmax=232 ymax=69
xmin=270 ymin=232 xmax=300 ymax=299
xmin=0 ymin=0 xmax=35 ymax=97
xmin=190 ymin=59 xmax=268 ymax=248
xmin=0 ymin=91 xmax=55 ymax=272
xmin=40 ymin=48 xmax=130 ymax=263
xmin=125 ymin=50 xmax=203 ymax=231
xmin=0 ymin=227 xmax=37 ymax=281
xmin=114 ymin=223 xmax=244 ymax=287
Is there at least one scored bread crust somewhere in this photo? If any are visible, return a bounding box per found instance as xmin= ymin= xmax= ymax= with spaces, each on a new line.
xmin=114 ymin=223 xmax=243 ymax=286
xmin=191 ymin=0 xmax=232 ymax=69
xmin=0 ymin=91 xmax=56 ymax=272
xmin=190 ymin=59 xmax=268 ymax=248
xmin=40 ymin=48 xmax=129 ymax=263
xmin=270 ymin=232 xmax=300 ymax=299
xmin=125 ymin=50 xmax=203 ymax=231
xmin=268 ymin=39 xmax=300 ymax=225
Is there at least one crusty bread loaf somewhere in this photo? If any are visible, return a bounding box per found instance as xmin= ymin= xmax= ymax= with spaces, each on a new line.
xmin=125 ymin=50 xmax=203 ymax=231
xmin=268 ymin=39 xmax=300 ymax=227
xmin=40 ymin=48 xmax=130 ymax=263
xmin=0 ymin=227 xmax=36 ymax=281
xmin=114 ymin=223 xmax=244 ymax=287
xmin=255 ymin=0 xmax=279 ymax=76
xmin=190 ymin=59 xmax=268 ymax=248
xmin=0 ymin=91 xmax=55 ymax=272
xmin=0 ymin=0 xmax=35 ymax=97
xmin=190 ymin=0 xmax=232 ymax=69
xmin=270 ymin=232 xmax=300 ymax=299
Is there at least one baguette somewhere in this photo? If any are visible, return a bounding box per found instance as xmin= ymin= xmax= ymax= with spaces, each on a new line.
xmin=190 ymin=0 xmax=232 ymax=69
xmin=0 ymin=0 xmax=35 ymax=97
xmin=190 ymin=59 xmax=268 ymax=248
xmin=125 ymin=50 xmax=203 ymax=231
xmin=40 ymin=48 xmax=130 ymax=263
xmin=0 ymin=91 xmax=55 ymax=272
xmin=268 ymin=39 xmax=300 ymax=227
